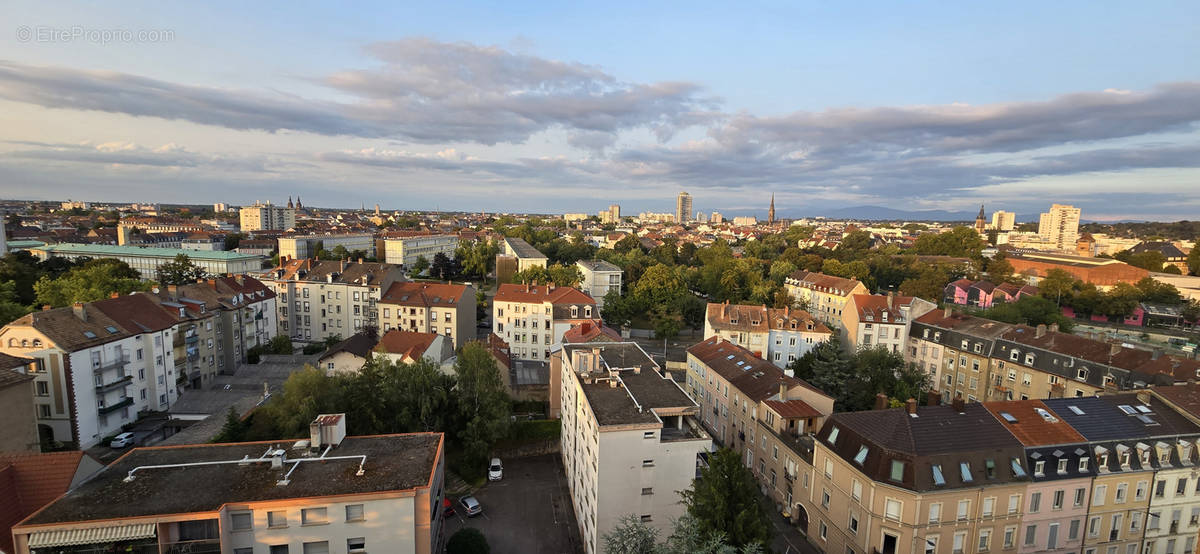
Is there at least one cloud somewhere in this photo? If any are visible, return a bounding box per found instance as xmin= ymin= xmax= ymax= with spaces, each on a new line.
xmin=0 ymin=141 xmax=294 ymax=172
xmin=0 ymin=39 xmax=716 ymax=145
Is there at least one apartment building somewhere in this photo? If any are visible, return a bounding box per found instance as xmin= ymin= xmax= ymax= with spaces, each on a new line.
xmin=701 ymin=303 xmax=832 ymax=369
xmin=377 ymin=282 xmax=476 ymax=348
xmin=380 ymin=233 xmax=459 ymax=268
xmin=983 ymin=400 xmax=1093 ymax=553
xmin=165 ymin=275 xmax=279 ymax=372
xmin=11 ymin=419 xmax=446 ymax=554
xmin=93 ymin=292 xmax=220 ymax=394
xmin=907 ymin=309 xmax=1015 ymax=402
xmin=239 ymin=200 xmax=296 ymax=231
xmin=1038 ymin=204 xmax=1082 ymax=252
xmin=684 ymin=337 xmax=834 ymax=511
xmin=807 ymin=401 xmax=1031 ymax=554
xmin=278 ymin=233 xmax=377 ymax=260
xmin=0 ymin=302 xmax=176 ymax=449
xmin=501 ymin=237 xmax=548 ymax=272
xmin=841 ymin=293 xmax=936 ymax=353
xmin=0 ymin=451 xmax=106 ymax=554
xmin=557 ymin=342 xmax=711 ymax=554
xmin=493 ymin=283 xmax=597 ymax=362
xmin=576 ymin=260 xmax=622 ymax=307
xmin=784 ymin=270 xmax=868 ymax=329
xmin=1007 ymin=251 xmax=1150 ymax=291
xmin=264 ymin=258 xmax=403 ymax=343
xmin=0 ymin=354 xmax=38 ymax=452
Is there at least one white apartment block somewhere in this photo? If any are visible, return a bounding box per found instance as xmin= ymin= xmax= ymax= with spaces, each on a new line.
xmin=493 ymin=284 xmax=597 ymax=362
xmin=991 ymin=210 xmax=1017 ymax=232
xmin=702 ymin=303 xmax=832 ymax=370
xmin=264 ymin=259 xmax=403 ymax=343
xmin=239 ymin=201 xmax=296 ymax=231
xmin=11 ymin=418 xmax=446 ymax=554
xmin=381 ymin=234 xmax=459 ymax=268
xmin=1038 ymin=203 xmax=1082 ymax=252
xmin=0 ymin=301 xmax=177 ymax=449
xmin=279 ymin=234 xmax=377 ymax=260
xmin=557 ymin=342 xmax=711 ymax=554
xmin=576 ymin=260 xmax=622 ymax=307
xmin=501 ymin=237 xmax=548 ymax=272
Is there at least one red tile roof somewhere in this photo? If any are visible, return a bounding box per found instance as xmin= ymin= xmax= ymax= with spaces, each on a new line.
xmin=563 ymin=320 xmax=622 ymax=343
xmin=983 ymin=400 xmax=1086 ymax=446
xmin=376 ymin=330 xmax=438 ymax=360
xmin=763 ymin=399 xmax=822 ymax=419
xmin=0 ymin=451 xmax=91 ymax=552
xmin=379 ymin=282 xmax=469 ymax=307
xmin=494 ymin=283 xmax=595 ymax=305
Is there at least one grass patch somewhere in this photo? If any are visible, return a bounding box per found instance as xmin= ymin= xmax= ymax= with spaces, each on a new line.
xmin=506 ymin=419 xmax=560 ymax=442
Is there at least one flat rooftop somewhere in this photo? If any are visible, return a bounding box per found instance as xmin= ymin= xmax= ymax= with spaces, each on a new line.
xmin=23 ymin=434 xmax=442 ymax=525
xmin=34 ymin=243 xmax=265 ymax=261
xmin=569 ymin=342 xmax=697 ymax=427
xmin=505 ymin=237 xmax=547 ymax=259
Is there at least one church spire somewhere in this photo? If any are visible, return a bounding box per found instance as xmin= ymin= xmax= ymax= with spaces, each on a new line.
xmin=975 ymin=204 xmax=987 ymax=235
xmin=768 ymin=193 xmax=776 ymax=225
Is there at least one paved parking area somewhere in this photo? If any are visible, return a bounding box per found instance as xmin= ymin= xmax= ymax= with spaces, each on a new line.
xmin=443 ymin=455 xmax=582 ymax=554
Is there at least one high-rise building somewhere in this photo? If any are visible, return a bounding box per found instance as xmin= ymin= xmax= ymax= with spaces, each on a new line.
xmin=213 ymin=203 xmax=228 ymax=213
xmin=711 ymin=211 xmax=723 ymax=224
xmin=239 ymin=200 xmax=296 ymax=231
xmin=675 ymin=192 xmax=692 ymax=224
xmin=1037 ymin=204 xmax=1082 ymax=251
xmin=991 ymin=210 xmax=1016 ymax=232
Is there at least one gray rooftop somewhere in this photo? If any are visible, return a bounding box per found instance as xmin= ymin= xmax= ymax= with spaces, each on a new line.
xmin=504 ymin=237 xmax=547 ymax=259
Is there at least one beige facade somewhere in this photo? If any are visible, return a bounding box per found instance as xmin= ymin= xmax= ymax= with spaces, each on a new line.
xmin=493 ymin=284 xmax=596 ymax=362
xmin=0 ymin=356 xmax=39 ymax=452
xmin=239 ymin=201 xmax=296 ymax=231
xmin=382 ymin=235 xmax=459 ymax=268
xmin=784 ymin=270 xmax=868 ymax=330
xmin=265 ymin=259 xmax=403 ymax=344
xmin=278 ymin=234 xmax=376 ymax=260
xmin=377 ymin=282 xmax=476 ymax=348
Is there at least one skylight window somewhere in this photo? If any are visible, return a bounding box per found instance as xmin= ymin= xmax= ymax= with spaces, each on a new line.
xmin=854 ymin=446 xmax=869 ymax=465
xmin=1068 ymin=405 xmax=1085 ymax=415
xmin=931 ymin=464 xmax=945 ymax=486
xmin=999 ymin=412 xmax=1018 ymax=423
xmin=827 ymin=426 xmax=840 ymax=445
xmin=104 ymin=326 xmax=119 ymax=334
xmin=1011 ymin=458 xmax=1026 ymax=477
xmin=1136 ymin=405 xmax=1152 ymax=414
xmin=890 ymin=460 xmax=905 ymax=482
xmin=1118 ymin=405 xmax=1137 ymax=415
xmin=82 ymin=330 xmax=97 ymax=339
xmin=1136 ymin=415 xmax=1158 ymax=426
xmin=960 ymin=462 xmax=973 ymax=482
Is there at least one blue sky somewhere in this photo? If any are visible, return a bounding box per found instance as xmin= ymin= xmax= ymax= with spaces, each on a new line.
xmin=1 ymin=1 xmax=1198 ymax=220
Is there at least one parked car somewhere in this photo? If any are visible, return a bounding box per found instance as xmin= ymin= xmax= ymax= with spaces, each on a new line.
xmin=459 ymin=495 xmax=482 ymax=517
xmin=488 ymin=458 xmax=503 ymax=481
xmin=110 ymin=432 xmax=135 ymax=448
xmin=442 ymin=497 xmax=455 ymax=517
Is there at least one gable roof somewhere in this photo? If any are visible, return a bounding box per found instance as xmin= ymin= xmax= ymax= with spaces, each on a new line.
xmin=562 ymin=320 xmax=623 ymax=343
xmin=319 ymin=333 xmax=378 ymax=361
xmin=687 ymin=337 xmax=825 ymax=402
xmin=90 ymin=293 xmax=178 ymax=334
xmin=705 ymin=303 xmax=829 ymax=334
xmin=0 ymin=450 xmax=98 ymax=552
xmin=494 ymin=283 xmax=596 ymax=305
xmin=785 ymin=270 xmax=864 ymax=297
xmin=379 ymin=282 xmax=469 ymax=307
xmin=13 ymin=305 xmax=134 ymax=352
xmin=375 ymin=330 xmax=438 ymax=360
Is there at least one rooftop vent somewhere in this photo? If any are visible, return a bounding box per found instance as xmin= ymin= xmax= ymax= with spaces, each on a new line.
xmin=310 ymin=413 xmax=347 ymax=449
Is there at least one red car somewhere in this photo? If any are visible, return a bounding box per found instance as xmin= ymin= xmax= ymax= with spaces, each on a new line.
xmin=442 ymin=497 xmax=455 ymax=517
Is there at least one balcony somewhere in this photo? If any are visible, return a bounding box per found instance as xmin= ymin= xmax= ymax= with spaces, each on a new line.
xmin=95 ymin=373 xmax=133 ymax=393
xmin=185 ymin=334 xmax=199 ymax=345
xmin=98 ymin=396 xmax=133 ymax=415
xmin=92 ymin=353 xmax=130 ymax=373
xmin=163 ymin=539 xmax=221 ymax=554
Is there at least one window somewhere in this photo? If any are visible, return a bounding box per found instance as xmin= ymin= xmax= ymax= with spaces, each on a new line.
xmin=345 ymin=504 xmax=364 ymax=521
xmin=1030 ymin=492 xmax=1041 ymax=513
xmin=821 ymin=489 xmax=831 ymax=508
xmin=1004 ymin=526 xmax=1016 ymax=548
xmin=925 ymin=536 xmax=939 ymax=554
xmin=268 ymin=510 xmax=287 ymax=528
xmin=854 ymin=446 xmax=869 ymax=465
xmin=978 ymin=529 xmax=991 ymax=552
xmin=849 ymin=513 xmax=859 ymax=534
xmin=640 ymin=515 xmax=653 ymax=523
xmin=957 ymin=499 xmax=970 ymax=521
xmin=953 ymin=532 xmax=966 ymax=554
xmin=1008 ymin=494 xmax=1021 ymax=514
xmin=347 ymin=538 xmax=366 ymax=553
xmin=1095 ymin=484 xmax=1108 ymax=506
xmin=1079 ymin=457 xmax=1089 ymax=472
xmin=931 ymin=464 xmax=945 ymax=486
xmin=852 ymin=480 xmax=862 ymax=501
xmin=1136 ymin=481 xmax=1148 ymax=501
xmin=1076 ymin=487 xmax=1087 ymax=507
xmin=642 ymin=487 xmax=654 ymax=495
xmin=982 ymin=497 xmax=995 ymax=517
xmin=960 ymin=462 xmax=972 ymax=482
xmin=1116 ymin=483 xmax=1128 ymax=503
xmin=231 ymin=512 xmax=252 ymax=531
xmin=270 ymin=547 xmax=289 ymax=554
xmin=819 ymin=521 xmax=827 ymax=540
xmin=890 ymin=460 xmax=905 ymax=482
xmin=642 ymin=459 xmax=655 ymax=467
xmin=1053 ymin=489 xmax=1064 ymax=510
xmin=1024 ymin=525 xmax=1037 ymax=546
xmin=302 ymin=542 xmax=329 ymax=554
xmin=1057 ymin=458 xmax=1068 ymax=474
xmin=885 ymin=498 xmax=902 ymax=521
xmin=301 ymin=507 xmax=328 ymax=525
xmin=1069 ymin=518 xmax=1081 ymax=540
xmin=1088 ymin=515 xmax=1102 ymax=537
xmin=38 ymin=404 xmax=51 ymax=418
xmin=929 ymin=503 xmax=942 ymax=523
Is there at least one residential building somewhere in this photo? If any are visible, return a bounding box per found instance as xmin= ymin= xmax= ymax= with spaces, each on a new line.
xmin=317 ymin=332 xmax=379 ymax=374
xmin=906 ymin=309 xmax=1014 ymax=402
xmin=576 ymin=260 xmax=623 ymax=307
xmin=807 ymin=401 xmax=1030 ymax=554
xmin=377 ymin=282 xmax=476 ymax=348
xmin=1130 ymin=241 xmax=1190 ymax=273
xmin=10 ymin=420 xmax=446 ymax=554
xmin=676 ymin=191 xmax=693 ymax=224
xmin=239 ymin=200 xmax=296 ymax=231
xmin=501 ymin=237 xmax=548 ymax=272
xmin=376 ymin=330 xmax=454 ymax=367
xmin=0 ymin=451 xmax=105 ymax=554
xmin=684 ymin=337 xmax=834 ymax=511
xmin=381 ymin=233 xmax=459 ymax=268
xmin=992 ymin=211 xmax=1017 ymax=232
xmin=29 ymin=243 xmax=266 ymax=276
xmin=701 ymin=303 xmax=832 ymax=369
xmin=278 ymin=233 xmax=377 ymax=260
xmin=1038 ymin=204 xmax=1082 ymax=252
xmin=841 ymin=293 xmax=936 ymax=353
xmin=784 ymin=270 xmax=869 ymax=329
xmin=983 ymin=401 xmax=1093 ymax=554
xmin=492 ymin=283 xmax=597 ymax=362
xmin=0 ymin=302 xmax=176 ymax=449
xmin=557 ymin=342 xmax=710 ymax=554
xmin=0 ymin=353 xmax=39 ymax=452
xmin=264 ymin=258 xmax=403 ymax=343
xmin=600 ymin=204 xmax=621 ymax=224
xmin=166 ymin=275 xmax=279 ymax=372
xmin=89 ymin=292 xmax=214 ymax=397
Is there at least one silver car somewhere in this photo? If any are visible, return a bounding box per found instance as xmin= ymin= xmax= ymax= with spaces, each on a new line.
xmin=459 ymin=495 xmax=482 ymax=517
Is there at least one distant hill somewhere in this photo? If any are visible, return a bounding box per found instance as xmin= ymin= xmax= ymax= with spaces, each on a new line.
xmin=810 ymin=205 xmax=1041 ymax=222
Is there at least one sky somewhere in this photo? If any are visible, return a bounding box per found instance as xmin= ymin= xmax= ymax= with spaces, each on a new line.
xmin=0 ymin=1 xmax=1198 ymax=220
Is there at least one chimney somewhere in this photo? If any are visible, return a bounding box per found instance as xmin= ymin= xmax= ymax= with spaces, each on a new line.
xmin=943 ymin=306 xmax=951 ymax=318
xmin=779 ymin=382 xmax=787 ymax=400
xmin=581 ymin=321 xmax=592 ymax=335
xmin=951 ymin=396 xmax=966 ymax=413
xmin=905 ymin=397 xmax=918 ymax=415
xmin=357 ymin=258 xmax=364 ymax=264
xmin=1110 ymin=342 xmax=1122 ymax=357
xmin=887 ymin=291 xmax=895 ymax=309
xmin=340 ymin=260 xmax=346 ymax=272
xmin=1136 ymin=390 xmax=1152 ymax=405
xmin=1035 ymin=324 xmax=1047 ymax=338
xmin=72 ymin=302 xmax=86 ymax=321
xmin=926 ymin=390 xmax=942 ymax=406
xmin=874 ymin=393 xmax=889 ymax=411
xmin=1048 ymin=323 xmax=1059 ymax=333
xmin=167 ymin=284 xmax=179 ymax=296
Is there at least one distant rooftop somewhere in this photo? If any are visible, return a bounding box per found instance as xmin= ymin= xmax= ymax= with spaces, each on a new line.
xmin=504 ymin=237 xmax=547 ymax=259
xmin=33 ymin=243 xmax=264 ymax=261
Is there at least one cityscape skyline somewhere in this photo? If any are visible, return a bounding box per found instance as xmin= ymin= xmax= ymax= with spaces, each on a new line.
xmin=2 ymin=2 xmax=1199 ymax=220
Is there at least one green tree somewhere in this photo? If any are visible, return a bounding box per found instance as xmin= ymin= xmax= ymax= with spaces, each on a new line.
xmin=212 ymin=407 xmax=247 ymax=443
xmin=453 ymin=342 xmax=512 ymax=469
xmin=910 ymin=226 xmax=986 ymax=258
xmin=1134 ymin=277 xmax=1182 ymax=304
xmin=0 ymin=281 xmax=31 ymax=324
xmin=1038 ymin=268 xmax=1078 ymax=305
xmin=1188 ymin=243 xmax=1200 ymax=276
xmin=1115 ymin=250 xmax=1166 ymax=272
xmin=156 ymin=253 xmax=207 ymax=285
xmin=431 ymin=252 xmax=461 ymax=281
xmin=679 ymin=448 xmax=772 ymax=550
xmin=981 ymin=295 xmax=1074 ymax=332
xmin=34 ymin=259 xmax=149 ymax=307
xmin=266 ymin=335 xmax=294 ymax=355
xmin=614 ymin=235 xmax=644 ymax=253
xmin=603 ymin=514 xmax=660 ymax=554
xmin=446 ymin=528 xmax=490 ymax=554
xmin=409 ymin=255 xmax=430 ymax=277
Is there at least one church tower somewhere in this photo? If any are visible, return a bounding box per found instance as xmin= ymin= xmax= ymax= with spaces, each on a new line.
xmin=768 ymin=194 xmax=776 ymax=225
xmin=975 ymin=205 xmax=987 ymax=235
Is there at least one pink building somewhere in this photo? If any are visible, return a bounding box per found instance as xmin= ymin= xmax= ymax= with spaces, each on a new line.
xmin=944 ymin=278 xmax=973 ymax=306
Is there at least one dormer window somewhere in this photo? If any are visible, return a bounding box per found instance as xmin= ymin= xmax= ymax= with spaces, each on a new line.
xmin=960 ymin=462 xmax=973 ymax=483
xmin=1057 ymin=458 xmax=1068 ymax=474
xmin=923 ymin=329 xmax=930 ymax=339
xmin=854 ymin=446 xmax=869 ymax=465
xmin=1079 ymin=457 xmax=1089 ymax=472
xmin=961 ymin=340 xmax=969 ymax=349
xmin=1010 ymin=350 xmax=1020 ymax=361
xmin=1034 ymin=460 xmax=1045 ymax=476
xmin=1010 ymin=458 xmax=1026 ymax=477
xmin=1025 ymin=353 xmax=1035 ymax=365
xmin=1077 ymin=368 xmax=1088 ymax=380
xmin=827 ymin=426 xmax=840 ymax=445
xmin=1157 ymin=442 xmax=1172 ymax=466
xmin=934 ymin=332 xmax=941 ymax=341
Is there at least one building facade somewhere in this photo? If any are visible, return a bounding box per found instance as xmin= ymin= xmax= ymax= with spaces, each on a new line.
xmin=784 ymin=270 xmax=869 ymax=329
xmin=841 ymin=293 xmax=936 ymax=353
xmin=492 ymin=283 xmax=597 ymax=362
xmin=264 ymin=258 xmax=403 ymax=344
xmin=676 ymin=192 xmax=692 ymax=224
xmin=0 ymin=354 xmax=39 ymax=452
xmin=1038 ymin=204 xmax=1082 ymax=252
xmin=381 ymin=234 xmax=459 ymax=268
xmin=29 ymin=243 xmax=266 ymax=276
xmin=378 ymin=282 xmax=476 ymax=348
xmin=702 ymin=303 xmax=832 ymax=369
xmin=576 ymin=260 xmax=623 ymax=307
xmin=239 ymin=201 xmax=296 ymax=231
xmin=278 ymin=234 xmax=377 ymax=260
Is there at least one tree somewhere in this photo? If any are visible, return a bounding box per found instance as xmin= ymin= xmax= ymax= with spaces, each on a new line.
xmin=1189 ymin=243 xmax=1200 ymax=276
xmin=603 ymin=514 xmax=660 ymax=554
xmin=212 ymin=407 xmax=247 ymax=443
xmin=981 ymin=295 xmax=1074 ymax=332
xmin=1115 ymin=250 xmax=1166 ymax=272
xmin=223 ymin=232 xmax=245 ymax=251
xmin=789 ymin=336 xmax=855 ymax=406
xmin=679 ymin=448 xmax=772 ymax=550
xmin=430 ymin=252 xmax=461 ymax=281
xmin=34 ymin=259 xmax=150 ymax=307
xmin=660 ymin=515 xmax=765 ymax=554
xmin=446 ymin=528 xmax=490 ymax=554
xmin=1038 ymin=268 xmax=1078 ymax=305
xmin=409 ymin=255 xmax=430 ymax=277
xmin=1134 ymin=277 xmax=1182 ymax=304
xmin=453 ymin=342 xmax=512 ymax=469
xmin=910 ymin=226 xmax=986 ymax=258
xmin=156 ymin=254 xmax=207 ymax=285
xmin=0 ymin=281 xmax=30 ymax=324
xmin=266 ymin=335 xmax=294 ymax=355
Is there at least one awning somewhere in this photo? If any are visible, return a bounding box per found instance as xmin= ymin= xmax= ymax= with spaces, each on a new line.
xmin=27 ymin=523 xmax=156 ymax=548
